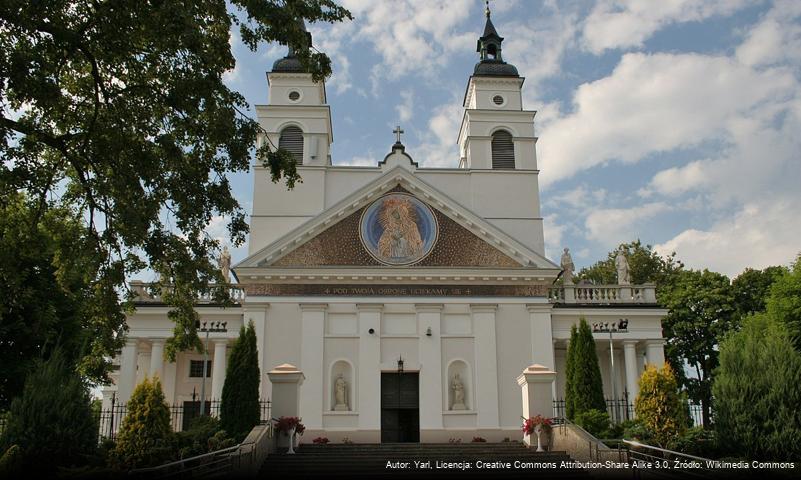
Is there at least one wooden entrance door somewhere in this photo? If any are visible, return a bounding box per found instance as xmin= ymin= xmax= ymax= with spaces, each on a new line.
xmin=380 ymin=373 xmax=420 ymax=443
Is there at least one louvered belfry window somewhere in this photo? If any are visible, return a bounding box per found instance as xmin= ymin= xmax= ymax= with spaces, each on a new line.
xmin=279 ymin=126 xmax=304 ymax=164
xmin=491 ymin=130 xmax=515 ymax=169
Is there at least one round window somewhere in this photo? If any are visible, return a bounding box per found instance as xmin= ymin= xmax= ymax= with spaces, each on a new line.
xmin=492 ymin=95 xmax=504 ymax=106
xmin=288 ymin=90 xmax=301 ymax=101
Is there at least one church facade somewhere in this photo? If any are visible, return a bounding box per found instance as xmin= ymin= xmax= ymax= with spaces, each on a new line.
xmin=106 ymin=12 xmax=667 ymax=443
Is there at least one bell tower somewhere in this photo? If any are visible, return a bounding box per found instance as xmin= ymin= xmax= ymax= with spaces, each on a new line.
xmin=258 ymin=21 xmax=333 ymax=166
xmin=458 ymin=3 xmax=537 ymax=170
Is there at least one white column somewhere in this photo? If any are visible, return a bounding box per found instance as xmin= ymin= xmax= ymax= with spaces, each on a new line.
xmin=417 ymin=304 xmax=443 ymax=433
xmin=211 ymin=340 xmax=228 ymax=400
xmin=118 ymin=339 xmax=139 ymax=403
xmin=527 ymin=304 xmax=555 ymax=369
xmin=517 ymin=364 xmax=557 ymax=447
xmin=357 ymin=304 xmax=383 ymax=432
xmin=149 ymin=340 xmax=165 ymax=381
xmin=471 ymin=304 xmax=499 ymax=429
xmin=645 ymin=339 xmax=666 ymax=367
xmin=299 ymin=303 xmax=327 ymax=430
xmin=244 ymin=305 xmax=269 ymax=399
xmin=267 ymin=364 xmax=305 ymax=449
xmin=623 ymin=341 xmax=639 ymax=404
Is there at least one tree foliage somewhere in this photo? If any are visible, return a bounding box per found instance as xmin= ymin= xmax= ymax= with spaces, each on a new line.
xmin=766 ymin=256 xmax=801 ymax=352
xmin=712 ymin=313 xmax=801 ymax=460
xmin=0 ymin=193 xmax=125 ymax=407
xmin=634 ymin=363 xmax=688 ymax=448
xmin=565 ymin=318 xmax=606 ymax=420
xmin=112 ymin=377 xmax=173 ymax=469
xmin=731 ymin=266 xmax=787 ymax=320
xmin=220 ymin=321 xmax=261 ymax=440
xmin=0 ymin=0 xmax=351 ymax=360
xmin=659 ymin=269 xmax=736 ymax=426
xmin=576 ymin=239 xmax=683 ymax=291
xmin=0 ymin=350 xmax=97 ymax=473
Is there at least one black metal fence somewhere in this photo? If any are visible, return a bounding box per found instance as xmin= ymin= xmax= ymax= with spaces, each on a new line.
xmin=96 ymin=399 xmax=272 ymax=442
xmin=553 ymin=398 xmax=706 ymax=427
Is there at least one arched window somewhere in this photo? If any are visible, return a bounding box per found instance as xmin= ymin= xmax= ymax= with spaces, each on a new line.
xmin=279 ymin=126 xmax=304 ymax=164
xmin=491 ymin=130 xmax=514 ymax=169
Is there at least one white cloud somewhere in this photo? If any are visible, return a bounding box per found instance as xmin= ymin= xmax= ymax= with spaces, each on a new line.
xmin=736 ymin=0 xmax=801 ymax=68
xmin=585 ymin=202 xmax=671 ymax=248
xmin=537 ymin=51 xmax=796 ymax=186
xmin=543 ymin=213 xmax=567 ymax=260
xmin=413 ymin=100 xmax=463 ymax=167
xmin=396 ymin=89 xmax=414 ymax=123
xmin=654 ymin=199 xmax=801 ymax=277
xmin=336 ymin=0 xmax=476 ymax=85
xmin=582 ymin=0 xmax=755 ymax=54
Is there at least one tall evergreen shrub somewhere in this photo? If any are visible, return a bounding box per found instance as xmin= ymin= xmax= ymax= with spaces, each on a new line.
xmin=565 ymin=317 xmax=606 ymax=419
xmin=112 ymin=377 xmax=173 ymax=469
xmin=635 ymin=363 xmax=687 ymax=448
xmin=220 ymin=321 xmax=260 ymax=439
xmin=0 ymin=350 xmax=97 ymax=472
xmin=713 ymin=313 xmax=801 ymax=460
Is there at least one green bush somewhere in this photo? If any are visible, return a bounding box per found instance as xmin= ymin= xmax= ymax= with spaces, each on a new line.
xmin=573 ymin=409 xmax=611 ymax=438
xmin=713 ymin=313 xmax=801 ymax=460
xmin=175 ymin=416 xmax=235 ymax=458
xmin=0 ymin=350 xmax=98 ymax=472
xmin=565 ymin=317 xmax=606 ymax=420
xmin=0 ymin=444 xmax=22 ymax=477
xmin=111 ymin=377 xmax=174 ymax=469
xmin=220 ymin=321 xmax=261 ymax=440
xmin=622 ymin=419 xmax=654 ymax=444
xmin=670 ymin=426 xmax=718 ymax=458
xmin=634 ymin=363 xmax=687 ymax=448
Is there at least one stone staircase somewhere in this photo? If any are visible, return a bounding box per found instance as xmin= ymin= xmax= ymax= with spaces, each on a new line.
xmin=261 ymin=443 xmax=592 ymax=479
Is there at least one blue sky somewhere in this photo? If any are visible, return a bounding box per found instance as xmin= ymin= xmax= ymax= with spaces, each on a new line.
xmin=218 ymin=0 xmax=801 ymax=278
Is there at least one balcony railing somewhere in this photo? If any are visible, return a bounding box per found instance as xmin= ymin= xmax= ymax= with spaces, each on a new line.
xmin=129 ymin=281 xmax=245 ymax=304
xmin=548 ymin=284 xmax=657 ymax=304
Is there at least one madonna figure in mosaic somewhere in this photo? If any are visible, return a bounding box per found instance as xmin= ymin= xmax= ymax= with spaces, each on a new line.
xmin=360 ymin=193 xmax=438 ymax=265
xmin=377 ymin=196 xmax=424 ymax=259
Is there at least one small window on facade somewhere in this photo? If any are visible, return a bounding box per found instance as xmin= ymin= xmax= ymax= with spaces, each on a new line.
xmin=189 ymin=360 xmax=212 ymax=378
xmin=288 ymin=90 xmax=301 ymax=101
xmin=491 ymin=130 xmax=515 ymax=169
xmin=279 ymin=126 xmax=304 ymax=164
xmin=492 ymin=95 xmax=504 ymax=106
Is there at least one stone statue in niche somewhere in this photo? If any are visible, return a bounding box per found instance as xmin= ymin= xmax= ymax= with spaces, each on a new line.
xmin=219 ymin=246 xmax=231 ymax=283
xmin=333 ymin=374 xmax=349 ymax=411
xmin=560 ymin=247 xmax=575 ymax=284
xmin=615 ymin=249 xmax=630 ymax=285
xmin=451 ymin=373 xmax=467 ymax=410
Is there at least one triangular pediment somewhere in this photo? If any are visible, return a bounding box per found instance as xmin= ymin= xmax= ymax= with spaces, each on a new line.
xmin=235 ymin=167 xmax=558 ymax=273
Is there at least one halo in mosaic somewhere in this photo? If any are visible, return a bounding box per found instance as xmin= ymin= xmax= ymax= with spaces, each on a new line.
xmin=359 ymin=193 xmax=438 ymax=266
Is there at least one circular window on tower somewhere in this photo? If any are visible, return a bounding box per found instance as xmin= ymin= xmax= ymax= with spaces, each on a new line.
xmin=492 ymin=94 xmax=505 ymax=106
xmin=288 ymin=90 xmax=301 ymax=102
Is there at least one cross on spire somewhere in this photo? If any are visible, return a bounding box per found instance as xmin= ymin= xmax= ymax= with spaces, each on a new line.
xmin=485 ymin=0 xmax=491 ymax=17
xmin=393 ymin=125 xmax=404 ymax=145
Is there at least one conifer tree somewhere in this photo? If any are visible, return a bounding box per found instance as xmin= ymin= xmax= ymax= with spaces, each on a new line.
xmin=564 ymin=317 xmax=606 ymax=419
xmin=220 ymin=321 xmax=261 ymax=439
xmin=713 ymin=313 xmax=801 ymax=460
xmin=635 ymin=363 xmax=687 ymax=448
xmin=112 ymin=377 xmax=173 ymax=469
xmin=0 ymin=350 xmax=97 ymax=472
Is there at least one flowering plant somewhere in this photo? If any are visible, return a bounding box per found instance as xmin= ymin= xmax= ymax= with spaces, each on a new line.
xmin=275 ymin=416 xmax=305 ymax=436
xmin=522 ymin=415 xmax=553 ymax=436
xmin=312 ymin=437 xmax=329 ymax=444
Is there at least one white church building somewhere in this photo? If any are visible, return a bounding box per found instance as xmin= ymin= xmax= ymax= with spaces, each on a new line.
xmin=106 ymin=11 xmax=667 ymax=443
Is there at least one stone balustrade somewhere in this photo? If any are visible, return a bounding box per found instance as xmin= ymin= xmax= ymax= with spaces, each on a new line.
xmin=129 ymin=280 xmax=245 ymax=304
xmin=548 ymin=284 xmax=657 ymax=304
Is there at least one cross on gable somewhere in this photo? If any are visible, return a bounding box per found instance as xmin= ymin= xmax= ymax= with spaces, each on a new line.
xmin=393 ymin=125 xmax=404 ymax=144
